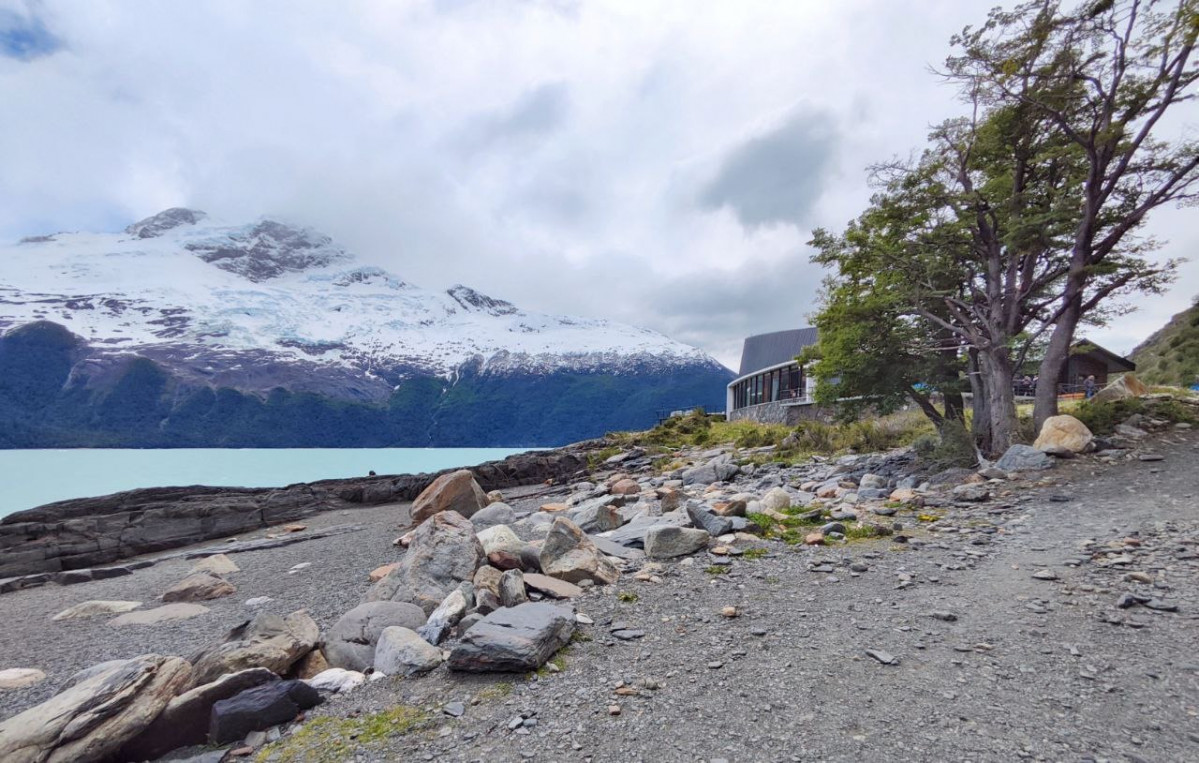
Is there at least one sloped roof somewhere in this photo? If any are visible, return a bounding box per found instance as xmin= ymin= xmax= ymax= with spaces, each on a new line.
xmin=737 ymin=328 xmax=819 ymax=377
xmin=1072 ymin=340 xmax=1136 ymax=372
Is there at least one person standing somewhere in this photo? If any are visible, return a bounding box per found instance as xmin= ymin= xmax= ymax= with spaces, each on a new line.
xmin=1084 ymin=375 xmax=1096 ymax=399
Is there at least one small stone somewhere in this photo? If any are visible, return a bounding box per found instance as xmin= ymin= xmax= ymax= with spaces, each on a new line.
xmin=0 ymin=668 xmax=46 ymax=689
xmin=720 ymin=606 xmax=738 ymax=618
xmin=244 ymin=597 xmax=273 ymax=608
xmin=866 ymin=649 xmax=898 ymax=665
xmin=929 ymin=611 xmax=958 ymax=622
xmin=575 ymin=613 xmax=594 ymax=625
xmin=608 ymin=704 xmax=622 ymax=716
xmin=443 ymin=701 xmax=466 ymax=718
xmin=707 ymin=661 xmax=724 ymax=670
xmin=1032 ymin=570 xmax=1059 ymax=581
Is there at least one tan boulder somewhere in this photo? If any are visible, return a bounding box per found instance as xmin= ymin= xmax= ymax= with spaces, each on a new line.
xmin=1034 ymin=414 xmax=1094 ymax=454
xmin=889 ymin=488 xmax=918 ymax=503
xmin=712 ymin=499 xmax=747 ymax=518
xmin=1092 ymin=372 xmax=1149 ymax=403
xmin=486 ymin=490 xmax=505 ymax=504
xmin=411 ymin=470 xmax=488 ymax=524
xmin=109 ymin=603 xmax=209 ymax=626
xmin=52 ymin=600 xmax=142 ymax=621
xmin=189 ymin=610 xmax=319 ymax=688
xmin=539 ymin=502 xmax=568 ymax=513
xmin=0 ymin=655 xmax=192 ymax=763
xmin=804 ymin=532 xmax=825 ymax=546
xmin=610 ymin=478 xmax=640 ymax=496
xmin=366 ymin=511 xmax=485 ymax=615
xmin=190 ymin=554 xmax=239 ymax=576
xmin=162 ymin=572 xmax=237 ymax=603
xmin=369 ymin=562 xmax=400 ymax=582
xmin=290 ymin=649 xmax=330 ymax=680
xmin=473 ymin=565 xmax=504 ymax=598
xmin=0 ymin=668 xmax=46 ymax=690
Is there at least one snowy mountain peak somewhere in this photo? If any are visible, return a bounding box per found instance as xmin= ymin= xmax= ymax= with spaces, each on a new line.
xmin=447 ymin=284 xmax=519 ymax=316
xmin=125 ymin=208 xmax=208 ymax=239
xmin=0 ymin=210 xmax=728 ymax=396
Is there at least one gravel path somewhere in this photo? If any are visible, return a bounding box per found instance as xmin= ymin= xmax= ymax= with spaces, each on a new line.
xmin=2 ymin=435 xmax=1197 ymax=762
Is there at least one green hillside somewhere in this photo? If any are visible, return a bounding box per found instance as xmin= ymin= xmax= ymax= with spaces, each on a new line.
xmin=1130 ymin=298 xmax=1199 ymax=387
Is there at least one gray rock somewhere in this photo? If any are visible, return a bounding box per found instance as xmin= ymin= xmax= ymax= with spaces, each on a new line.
xmin=820 ymin=522 xmax=846 ymax=536
xmin=209 ymin=680 xmax=322 ymax=745
xmin=190 ymin=610 xmax=319 ymax=687
xmin=952 ymin=484 xmax=991 ymax=502
xmin=373 ymin=626 xmax=444 ymax=676
xmin=686 ymin=501 xmax=733 ymax=537
xmin=994 ymin=444 xmax=1054 ymax=472
xmin=417 ymin=583 xmax=473 ymax=645
xmin=366 ymin=510 xmax=485 ymax=615
xmin=564 ymin=498 xmax=624 ymax=533
xmin=162 ymin=571 xmax=237 ymax=603
xmin=644 ymin=526 xmax=711 ymax=560
xmin=539 ymin=517 xmax=620 ymax=585
xmin=500 ymin=569 xmax=529 ymax=608
xmin=0 ymin=654 xmax=192 ymax=763
xmin=447 ymin=602 xmax=575 ymax=672
xmin=324 ymin=601 xmax=428 ymax=671
xmin=602 ymin=511 xmax=691 ymax=548
xmin=471 ymin=501 xmax=516 ymax=529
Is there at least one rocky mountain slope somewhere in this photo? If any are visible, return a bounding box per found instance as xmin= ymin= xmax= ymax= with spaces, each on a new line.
xmin=1130 ymin=298 xmax=1199 ymax=388
xmin=0 ymin=209 xmax=732 ymax=447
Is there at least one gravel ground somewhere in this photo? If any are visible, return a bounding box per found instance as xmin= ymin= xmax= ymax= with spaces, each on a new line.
xmin=2 ymin=433 xmax=1198 ymax=762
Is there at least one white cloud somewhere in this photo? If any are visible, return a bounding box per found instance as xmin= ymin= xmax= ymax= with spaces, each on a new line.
xmin=0 ymin=0 xmax=1193 ymax=370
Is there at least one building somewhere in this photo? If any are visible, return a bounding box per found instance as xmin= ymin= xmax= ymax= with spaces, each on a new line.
xmin=1059 ymin=341 xmax=1136 ymax=391
xmin=726 ymin=328 xmax=821 ymax=424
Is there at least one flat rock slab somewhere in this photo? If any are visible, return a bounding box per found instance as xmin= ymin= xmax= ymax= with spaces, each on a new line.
xmin=162 ymin=571 xmax=237 ymax=603
xmin=109 ymin=603 xmax=210 ymax=626
xmin=523 ymin=572 xmax=584 ymax=599
xmin=52 ymin=599 xmax=142 ymax=621
xmin=0 ymin=668 xmax=46 ymax=689
xmin=447 ymin=602 xmax=575 ymax=672
xmin=190 ymin=553 xmax=240 ymax=576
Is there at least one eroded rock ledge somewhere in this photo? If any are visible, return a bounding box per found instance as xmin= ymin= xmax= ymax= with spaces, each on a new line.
xmin=0 ymin=446 xmax=591 ymax=578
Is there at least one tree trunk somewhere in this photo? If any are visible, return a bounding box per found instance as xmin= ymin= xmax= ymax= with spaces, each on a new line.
xmin=978 ymin=347 xmax=1017 ymax=457
xmin=1035 ymin=292 xmax=1083 ymax=429
xmin=967 ymin=348 xmax=992 ymax=456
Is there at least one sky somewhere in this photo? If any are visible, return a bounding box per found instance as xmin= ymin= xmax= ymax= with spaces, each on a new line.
xmin=0 ymin=0 xmax=1196 ymax=371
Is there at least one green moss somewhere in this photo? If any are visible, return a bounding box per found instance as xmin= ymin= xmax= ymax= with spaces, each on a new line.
xmin=616 ymin=591 xmax=639 ymax=603
xmin=475 ymin=682 xmax=513 ymax=702
xmin=742 ymin=548 xmax=769 ymax=560
xmin=704 ymin=565 xmax=730 ymax=575
xmin=255 ymin=705 xmax=430 ymax=763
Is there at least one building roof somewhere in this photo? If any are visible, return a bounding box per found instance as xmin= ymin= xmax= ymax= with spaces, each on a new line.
xmin=737 ymin=327 xmax=819 ymax=377
xmin=1071 ymin=340 xmax=1136 ymax=372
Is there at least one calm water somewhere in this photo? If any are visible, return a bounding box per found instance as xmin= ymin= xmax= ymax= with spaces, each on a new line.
xmin=0 ymin=448 xmax=532 ymax=518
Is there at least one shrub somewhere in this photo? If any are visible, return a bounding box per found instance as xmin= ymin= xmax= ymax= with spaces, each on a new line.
xmin=917 ymin=421 xmax=977 ymax=469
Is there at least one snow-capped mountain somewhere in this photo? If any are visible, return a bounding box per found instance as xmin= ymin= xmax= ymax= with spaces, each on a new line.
xmin=0 ymin=209 xmax=732 ymax=447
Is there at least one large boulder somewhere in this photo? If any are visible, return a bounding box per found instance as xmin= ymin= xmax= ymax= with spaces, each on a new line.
xmin=1034 ymin=414 xmax=1094 ymax=454
xmin=189 ymin=610 xmax=319 ymax=687
xmin=539 ymin=517 xmax=619 ymax=585
xmin=447 ymin=602 xmax=575 ymax=672
xmin=1091 ymin=373 xmax=1149 ymax=404
xmin=417 ymin=584 xmax=473 ymax=645
xmin=323 ymin=601 xmax=427 ymax=672
xmin=994 ymin=444 xmax=1054 ymax=472
xmin=120 ymin=668 xmax=279 ymax=761
xmin=644 ymin=526 xmax=711 ymax=560
xmin=0 ymin=654 xmax=192 ymax=763
xmin=410 ymin=469 xmax=488 ymax=524
xmin=476 ymin=525 xmax=527 ymax=570
xmin=373 ymin=626 xmax=444 ymax=677
xmin=366 ymin=511 xmax=485 ymax=615
xmin=209 ymin=680 xmax=322 ymax=745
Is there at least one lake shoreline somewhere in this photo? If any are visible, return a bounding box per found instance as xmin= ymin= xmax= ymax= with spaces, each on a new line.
xmin=0 ymin=441 xmax=602 ymax=581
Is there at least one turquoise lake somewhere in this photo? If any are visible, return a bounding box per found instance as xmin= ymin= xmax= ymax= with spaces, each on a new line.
xmin=0 ymin=448 xmax=532 ymax=518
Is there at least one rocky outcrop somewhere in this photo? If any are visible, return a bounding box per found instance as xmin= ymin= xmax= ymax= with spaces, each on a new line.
xmin=0 ymin=447 xmax=586 ymax=578
xmin=1092 ymin=372 xmax=1149 ymax=403
xmin=366 ymin=511 xmax=485 ymax=615
xmin=208 ymin=680 xmax=322 ymax=745
xmin=0 ymin=654 xmax=192 ymax=763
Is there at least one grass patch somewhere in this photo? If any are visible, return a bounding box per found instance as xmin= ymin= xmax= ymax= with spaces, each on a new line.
xmin=1073 ymin=395 xmax=1197 ymax=435
xmin=255 ymin=705 xmax=430 ymax=763
xmin=474 ymin=682 xmax=513 ymax=702
xmin=616 ymin=591 xmax=639 ymax=603
xmin=704 ymin=565 xmax=729 ymax=575
xmin=586 ymin=446 xmax=622 ymax=470
xmin=742 ymin=548 xmax=769 ymax=560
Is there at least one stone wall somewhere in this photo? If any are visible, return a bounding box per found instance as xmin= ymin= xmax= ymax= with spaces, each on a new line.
xmin=728 ymin=401 xmax=834 ymax=426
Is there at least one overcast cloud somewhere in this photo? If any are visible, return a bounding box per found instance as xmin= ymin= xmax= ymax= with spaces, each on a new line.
xmin=0 ymin=0 xmax=1195 ymax=370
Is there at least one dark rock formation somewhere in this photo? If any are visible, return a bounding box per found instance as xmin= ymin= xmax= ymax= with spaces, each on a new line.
xmin=208 ymin=680 xmax=322 ymax=744
xmin=0 ymin=447 xmax=587 ymax=577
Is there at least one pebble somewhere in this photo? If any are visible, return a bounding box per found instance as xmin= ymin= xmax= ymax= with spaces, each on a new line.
xmin=608 ymin=704 xmax=622 ymax=716
xmin=865 ymin=649 xmax=898 ymax=665
xmin=1032 ymin=570 xmax=1059 ymax=580
xmin=443 ymin=702 xmax=466 ymax=718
